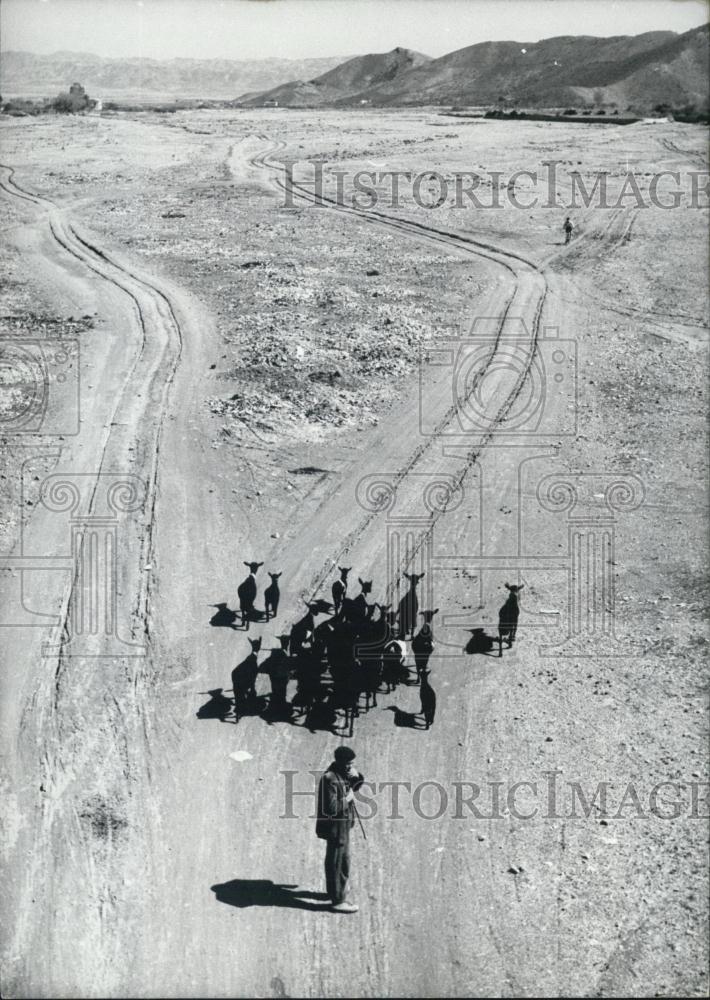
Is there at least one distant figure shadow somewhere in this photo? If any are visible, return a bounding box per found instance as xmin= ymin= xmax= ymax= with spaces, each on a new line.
xmin=465 ymin=628 xmax=497 ymax=656
xmin=196 ymin=688 xmax=232 ymax=721
xmin=209 ymin=603 xmax=237 ymax=629
xmin=211 ymin=879 xmax=330 ymax=911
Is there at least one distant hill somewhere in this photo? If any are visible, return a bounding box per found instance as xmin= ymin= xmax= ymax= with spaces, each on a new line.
xmin=338 ymin=26 xmax=710 ymax=111
xmin=240 ymin=26 xmax=708 ymax=112
xmin=0 ymin=50 xmax=346 ymax=101
xmin=238 ymin=47 xmax=431 ymax=107
xmin=3 ymin=26 xmax=707 ymax=112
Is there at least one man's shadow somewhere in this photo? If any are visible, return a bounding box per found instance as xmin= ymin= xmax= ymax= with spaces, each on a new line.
xmin=211 ymin=879 xmax=331 ymax=911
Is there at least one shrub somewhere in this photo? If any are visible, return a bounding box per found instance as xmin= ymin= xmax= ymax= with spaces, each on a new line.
xmin=52 ymin=82 xmax=91 ymax=113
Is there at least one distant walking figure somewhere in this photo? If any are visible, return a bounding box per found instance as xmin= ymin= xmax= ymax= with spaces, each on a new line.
xmin=498 ymin=583 xmax=524 ymax=656
xmin=563 ymin=216 xmax=573 ymax=244
xmin=237 ymin=561 xmax=263 ymax=629
xmin=331 ymin=567 xmax=351 ymax=615
xmin=419 ymin=668 xmax=436 ymax=730
xmin=264 ymin=572 xmax=282 ymax=621
xmin=316 ymin=746 xmax=364 ymax=914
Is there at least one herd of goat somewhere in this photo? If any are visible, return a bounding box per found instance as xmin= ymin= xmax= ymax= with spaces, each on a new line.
xmin=211 ymin=562 xmax=523 ymax=735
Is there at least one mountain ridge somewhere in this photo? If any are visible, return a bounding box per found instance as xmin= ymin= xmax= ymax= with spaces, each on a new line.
xmin=2 ymin=26 xmax=707 ymax=112
xmin=0 ymin=50 xmax=348 ymax=100
xmin=245 ymin=26 xmax=709 ymax=112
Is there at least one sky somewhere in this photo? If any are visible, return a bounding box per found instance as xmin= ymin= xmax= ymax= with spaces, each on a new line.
xmin=1 ymin=0 xmax=708 ymax=60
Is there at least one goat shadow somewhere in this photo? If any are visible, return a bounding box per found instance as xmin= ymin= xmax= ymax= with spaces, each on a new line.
xmin=211 ymin=879 xmax=330 ymax=911
xmin=233 ymin=608 xmax=268 ymax=632
xmin=464 ymin=628 xmax=498 ymax=657
xmin=209 ymin=603 xmax=238 ymax=629
xmin=384 ymin=705 xmax=423 ymax=729
xmin=230 ymin=693 xmax=269 ymax=723
xmin=196 ymin=688 xmax=232 ymax=721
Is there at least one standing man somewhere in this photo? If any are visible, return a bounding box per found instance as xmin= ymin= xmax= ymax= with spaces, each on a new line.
xmin=316 ymin=746 xmax=364 ymax=913
xmin=563 ymin=216 xmax=574 ymax=244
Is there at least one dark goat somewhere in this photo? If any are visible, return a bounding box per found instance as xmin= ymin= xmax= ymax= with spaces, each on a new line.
xmin=412 ymin=608 xmax=438 ymax=680
xmin=290 ymin=600 xmax=331 ymax=656
xmin=258 ymin=639 xmax=290 ymax=707
xmin=419 ymin=668 xmax=436 ymax=730
xmin=382 ymin=627 xmax=408 ymax=692
xmin=398 ymin=572 xmax=425 ymax=639
xmin=231 ymin=636 xmax=262 ymax=720
xmin=498 ymin=583 xmax=524 ymax=656
xmin=358 ymin=604 xmax=390 ymax=709
xmin=331 ymin=567 xmax=351 ymax=614
xmin=351 ymin=578 xmax=373 ymax=624
xmin=264 ymin=572 xmax=282 ymax=621
xmin=237 ymin=561 xmax=263 ymax=629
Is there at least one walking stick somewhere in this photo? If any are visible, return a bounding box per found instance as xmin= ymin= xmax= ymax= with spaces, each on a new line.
xmin=351 ymin=798 xmax=367 ymax=840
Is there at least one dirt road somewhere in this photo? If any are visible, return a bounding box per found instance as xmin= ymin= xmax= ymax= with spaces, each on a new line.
xmin=1 ymin=117 xmax=707 ymax=998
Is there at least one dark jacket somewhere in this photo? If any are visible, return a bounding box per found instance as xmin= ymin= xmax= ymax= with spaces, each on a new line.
xmin=316 ymin=763 xmax=363 ymax=844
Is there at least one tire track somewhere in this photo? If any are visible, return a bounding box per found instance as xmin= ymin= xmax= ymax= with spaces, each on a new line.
xmin=0 ymin=163 xmax=186 ymax=985
xmin=1 ymin=164 xmax=183 ymax=670
xmin=239 ymin=139 xmax=550 ymax=601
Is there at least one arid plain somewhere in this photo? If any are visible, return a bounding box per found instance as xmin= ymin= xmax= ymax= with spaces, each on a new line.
xmin=1 ymin=109 xmax=708 ymax=997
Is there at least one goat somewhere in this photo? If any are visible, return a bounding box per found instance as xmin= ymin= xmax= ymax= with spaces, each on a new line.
xmin=290 ymin=600 xmax=331 ymax=657
xmin=382 ymin=627 xmax=408 ymax=693
xmin=231 ymin=636 xmax=262 ymax=720
xmin=311 ymin=616 xmax=335 ymax=663
xmin=237 ymin=560 xmax=263 ymax=629
xmin=419 ymin=668 xmax=436 ymax=730
xmin=325 ymin=618 xmax=357 ymax=686
xmin=331 ymin=566 xmax=351 ymax=614
xmin=351 ymin=578 xmax=373 ymax=624
xmin=412 ymin=608 xmax=438 ymax=680
xmin=357 ymin=604 xmax=389 ymax=709
xmin=264 ymin=572 xmax=282 ymax=621
xmin=258 ymin=640 xmax=291 ymax=708
xmin=498 ymin=583 xmax=524 ymax=656
xmin=333 ymin=670 xmax=360 ymax=738
xmin=398 ymin=571 xmax=425 ymax=639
